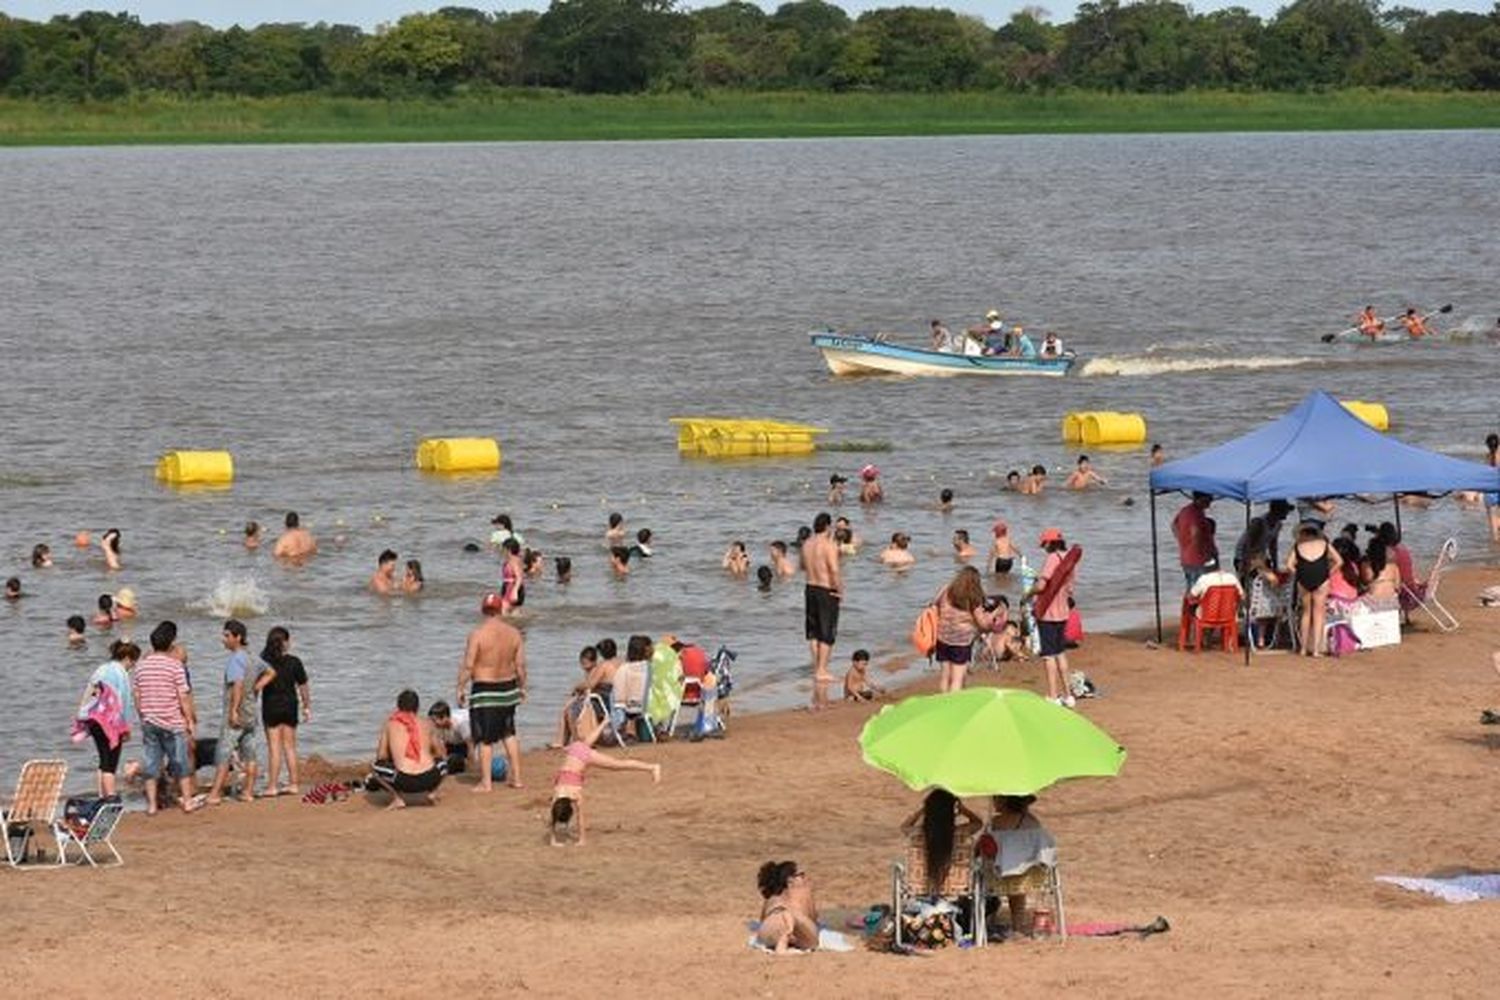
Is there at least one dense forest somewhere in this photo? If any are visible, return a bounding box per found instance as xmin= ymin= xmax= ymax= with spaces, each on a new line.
xmin=1 ymin=1 xmax=1497 ymax=99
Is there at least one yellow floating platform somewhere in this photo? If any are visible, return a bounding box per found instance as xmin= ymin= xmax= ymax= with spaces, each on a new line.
xmin=671 ymin=417 xmax=827 ymax=458
xmin=1062 ymin=411 xmax=1147 ymax=446
xmin=1340 ymin=400 xmax=1389 ymax=432
xmin=416 ymin=437 xmax=501 ymax=474
xmin=156 ymin=450 xmax=234 ymax=486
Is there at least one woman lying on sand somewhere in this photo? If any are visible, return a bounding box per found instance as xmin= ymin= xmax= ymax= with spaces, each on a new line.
xmin=756 ymin=860 xmax=820 ymax=953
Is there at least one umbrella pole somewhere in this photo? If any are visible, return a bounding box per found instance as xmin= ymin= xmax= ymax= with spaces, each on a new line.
xmin=1151 ymin=490 xmax=1163 ymax=643
xmin=1243 ymin=501 xmax=1251 ymax=666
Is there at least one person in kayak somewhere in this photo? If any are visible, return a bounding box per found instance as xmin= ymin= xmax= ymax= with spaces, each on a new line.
xmin=1357 ymin=306 xmax=1385 ymax=339
xmin=1401 ymin=308 xmax=1432 ymax=338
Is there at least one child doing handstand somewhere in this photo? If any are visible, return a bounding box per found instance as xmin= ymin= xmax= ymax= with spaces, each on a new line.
xmin=550 ymin=715 xmax=660 ymax=846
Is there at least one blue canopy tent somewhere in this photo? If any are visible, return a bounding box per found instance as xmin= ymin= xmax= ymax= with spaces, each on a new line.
xmin=1147 ymin=390 xmax=1500 ymax=643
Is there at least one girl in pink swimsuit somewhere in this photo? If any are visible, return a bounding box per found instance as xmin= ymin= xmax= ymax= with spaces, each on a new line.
xmin=549 ymin=717 xmax=661 ymax=846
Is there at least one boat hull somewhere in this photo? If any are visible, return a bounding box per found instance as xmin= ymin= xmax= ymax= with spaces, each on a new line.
xmin=810 ymin=332 xmax=1075 ymax=377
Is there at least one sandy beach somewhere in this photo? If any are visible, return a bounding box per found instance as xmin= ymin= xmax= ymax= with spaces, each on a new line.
xmin=5 ymin=568 xmax=1500 ymax=998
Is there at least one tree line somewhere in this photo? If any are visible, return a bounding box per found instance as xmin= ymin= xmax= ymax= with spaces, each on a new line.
xmin=1 ymin=1 xmax=1497 ymax=99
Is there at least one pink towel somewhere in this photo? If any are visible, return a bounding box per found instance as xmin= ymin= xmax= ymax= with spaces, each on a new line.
xmin=71 ymin=682 xmax=129 ymax=749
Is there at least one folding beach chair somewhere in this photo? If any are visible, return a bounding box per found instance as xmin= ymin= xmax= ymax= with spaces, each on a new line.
xmin=1402 ymin=537 xmax=1458 ymax=632
xmin=51 ymin=798 xmax=125 ymax=867
xmin=583 ymin=692 xmax=625 ymax=749
xmin=3 ymin=760 xmax=68 ymax=868
xmin=611 ymin=660 xmax=655 ymax=743
xmin=892 ymin=836 xmax=985 ymax=948
xmin=992 ymin=861 xmax=1067 ymax=939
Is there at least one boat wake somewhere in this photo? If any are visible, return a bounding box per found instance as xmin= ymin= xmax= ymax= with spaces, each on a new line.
xmin=1080 ymin=354 xmax=1317 ymax=377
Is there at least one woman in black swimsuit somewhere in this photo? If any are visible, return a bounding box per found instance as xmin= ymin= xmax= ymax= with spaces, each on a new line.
xmin=1284 ymin=523 xmax=1341 ymax=657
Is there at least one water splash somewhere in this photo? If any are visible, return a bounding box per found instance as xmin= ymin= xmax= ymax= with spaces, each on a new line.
xmin=1080 ymin=355 xmax=1317 ymax=377
xmin=192 ymin=575 xmax=271 ymax=618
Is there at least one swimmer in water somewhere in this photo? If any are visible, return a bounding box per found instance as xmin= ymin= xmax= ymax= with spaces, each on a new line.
xmin=859 ymin=465 xmax=884 ymax=504
xmin=1019 ymin=465 xmax=1046 ymax=495
xmin=93 ymin=594 xmax=117 ymax=628
xmin=609 ymin=546 xmax=632 ymax=577
xmin=67 ymin=615 xmax=87 ymax=648
xmin=632 ymin=528 xmax=654 ymax=559
xmin=244 ymin=521 xmax=262 ymax=550
xmin=756 ymin=565 xmax=774 ymax=592
xmin=827 ymin=474 xmax=847 ymax=505
xmin=100 ymin=528 xmax=122 ymax=571
xmin=114 ymin=587 xmax=138 ymax=619
xmin=500 ymin=539 xmax=526 ymax=612
xmin=1065 ymin=455 xmax=1108 ymax=490
xmin=770 ymin=540 xmax=796 ymax=578
xmin=1150 ymin=443 xmax=1166 ymax=467
xmin=272 ymin=511 xmax=318 ymax=562
xmin=723 ymin=541 xmax=750 ymax=577
xmin=989 ymin=520 xmax=1017 ymax=575
xmin=523 ymin=548 xmax=544 ymax=579
xmin=1004 ymin=470 xmax=1022 ymax=492
xmin=402 ymin=559 xmax=424 ymax=595
xmin=370 ymin=549 xmax=398 ymax=595
xmin=5 ymin=577 xmax=23 ymax=600
xmin=952 ymin=529 xmax=975 ymax=562
xmin=554 ymin=557 xmax=572 ymax=584
xmin=31 ymin=544 xmax=52 ymax=568
xmin=605 ymin=512 xmax=626 ymax=546
xmin=880 ymin=532 xmax=915 ymax=569
xmin=834 ymin=516 xmax=861 ymax=552
xmin=938 ymin=488 xmax=954 ymax=513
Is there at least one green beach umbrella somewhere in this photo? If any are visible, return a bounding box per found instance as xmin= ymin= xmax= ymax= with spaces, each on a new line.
xmin=859 ymin=687 xmax=1126 ymax=797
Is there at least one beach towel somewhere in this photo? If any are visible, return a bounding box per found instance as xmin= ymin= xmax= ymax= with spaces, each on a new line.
xmin=71 ymin=681 xmax=128 ymax=749
xmin=1376 ymin=874 xmax=1500 ymax=903
xmin=745 ymin=926 xmax=855 ymax=953
xmin=646 ymin=646 xmax=682 ymax=729
xmin=301 ymin=782 xmax=355 ymax=805
xmin=389 ymin=710 xmax=422 ymax=762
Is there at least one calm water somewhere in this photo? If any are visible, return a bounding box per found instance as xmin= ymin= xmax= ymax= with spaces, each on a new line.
xmin=2 ymin=132 xmax=1498 ymax=785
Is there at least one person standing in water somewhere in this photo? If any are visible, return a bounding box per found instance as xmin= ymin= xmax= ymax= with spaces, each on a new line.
xmin=457 ymin=593 xmax=527 ymax=791
xmin=801 ymin=512 xmax=843 ymax=712
xmin=370 ymin=549 xmax=398 ymax=595
xmin=272 ymin=511 xmax=317 ymax=561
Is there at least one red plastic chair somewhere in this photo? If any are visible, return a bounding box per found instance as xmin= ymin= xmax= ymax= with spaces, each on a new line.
xmin=1179 ymin=585 xmax=1241 ymax=653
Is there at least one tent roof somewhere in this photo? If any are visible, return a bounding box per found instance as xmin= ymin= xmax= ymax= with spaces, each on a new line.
xmin=1149 ymin=391 xmax=1500 ymax=503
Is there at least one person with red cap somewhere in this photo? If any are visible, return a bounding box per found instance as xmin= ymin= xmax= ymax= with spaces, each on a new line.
xmin=457 ymin=592 xmax=527 ymax=790
xmin=1028 ymin=528 xmax=1078 ymax=707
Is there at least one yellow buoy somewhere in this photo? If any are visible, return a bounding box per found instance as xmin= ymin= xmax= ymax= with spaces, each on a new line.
xmin=416 ymin=437 xmax=501 ymax=474
xmin=155 ymin=450 xmax=234 ymax=486
xmin=670 ymin=418 xmax=826 ymax=458
xmin=1340 ymin=400 xmax=1389 ymax=432
xmin=1080 ymin=412 xmax=1147 ymax=446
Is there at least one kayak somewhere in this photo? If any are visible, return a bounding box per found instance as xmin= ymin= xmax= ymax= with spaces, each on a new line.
xmin=810 ymin=331 xmax=1076 ymax=377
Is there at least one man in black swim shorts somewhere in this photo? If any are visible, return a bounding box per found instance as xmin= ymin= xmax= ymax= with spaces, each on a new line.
xmin=457 ymin=593 xmax=528 ymax=790
xmin=800 ymin=512 xmax=844 ymax=712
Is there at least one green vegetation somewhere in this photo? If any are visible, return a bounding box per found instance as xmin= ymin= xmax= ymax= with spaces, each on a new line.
xmin=0 ymin=1 xmax=1497 ymax=144
xmin=2 ymin=89 xmax=1497 ymax=145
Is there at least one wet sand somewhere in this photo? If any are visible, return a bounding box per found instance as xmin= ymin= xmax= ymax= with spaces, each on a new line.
xmin=5 ymin=569 xmax=1500 ymax=998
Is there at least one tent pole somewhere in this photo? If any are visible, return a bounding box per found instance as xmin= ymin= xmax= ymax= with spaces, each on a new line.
xmin=1150 ymin=490 xmax=1163 ymax=643
xmin=1393 ymin=493 xmax=1403 ymax=538
xmin=1243 ymin=501 xmax=1252 ymax=666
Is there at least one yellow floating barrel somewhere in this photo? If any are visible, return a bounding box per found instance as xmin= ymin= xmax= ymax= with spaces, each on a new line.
xmin=671 ymin=417 xmax=827 ymax=458
xmin=1340 ymin=400 xmax=1389 ymax=432
xmin=1080 ymin=412 xmax=1147 ymax=446
xmin=1062 ymin=411 xmax=1127 ymax=443
xmin=155 ymin=450 xmax=234 ymax=486
xmin=416 ymin=437 xmax=501 ymax=474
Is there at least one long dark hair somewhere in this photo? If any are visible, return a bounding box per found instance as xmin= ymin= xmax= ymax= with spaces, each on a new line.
xmin=921 ymin=789 xmax=958 ymax=893
xmin=261 ymin=625 xmax=290 ymax=665
xmin=757 ymin=860 xmax=797 ymax=899
xmin=1331 ymin=537 xmax=1361 ymax=588
xmin=1366 ymin=538 xmax=1389 ymax=576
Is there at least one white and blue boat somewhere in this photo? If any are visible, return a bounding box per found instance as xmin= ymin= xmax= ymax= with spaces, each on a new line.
xmin=810 ymin=331 xmax=1077 ymax=378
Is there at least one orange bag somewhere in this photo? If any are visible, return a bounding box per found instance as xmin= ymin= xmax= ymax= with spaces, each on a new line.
xmin=911 ymin=604 xmax=939 ymax=656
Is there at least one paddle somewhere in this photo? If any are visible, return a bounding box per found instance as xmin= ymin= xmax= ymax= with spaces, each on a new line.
xmin=1322 ymin=304 xmax=1452 ymax=344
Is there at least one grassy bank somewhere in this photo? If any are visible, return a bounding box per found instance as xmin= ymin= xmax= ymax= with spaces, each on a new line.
xmin=1 ymin=89 xmax=1498 ymax=145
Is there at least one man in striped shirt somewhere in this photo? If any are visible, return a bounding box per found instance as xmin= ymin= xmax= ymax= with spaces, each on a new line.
xmin=133 ymin=620 xmax=200 ymax=814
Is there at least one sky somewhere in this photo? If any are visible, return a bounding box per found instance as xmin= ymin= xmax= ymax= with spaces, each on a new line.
xmin=1 ymin=0 xmax=1492 ymax=31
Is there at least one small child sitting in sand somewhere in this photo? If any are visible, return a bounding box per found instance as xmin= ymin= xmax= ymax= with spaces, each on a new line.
xmin=843 ymin=649 xmax=883 ymax=701
xmin=550 ymin=716 xmax=661 ymax=847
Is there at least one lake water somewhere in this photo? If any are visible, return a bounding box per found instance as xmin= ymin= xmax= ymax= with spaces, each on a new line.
xmin=2 ymin=131 xmax=1497 ymax=785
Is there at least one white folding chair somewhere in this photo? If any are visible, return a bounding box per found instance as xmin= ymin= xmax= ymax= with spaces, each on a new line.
xmin=1403 ymin=537 xmax=1458 ymax=632
xmin=3 ymin=760 xmax=68 ymax=868
xmin=51 ymin=800 xmax=125 ymax=867
xmin=584 ymin=692 xmax=625 ymax=748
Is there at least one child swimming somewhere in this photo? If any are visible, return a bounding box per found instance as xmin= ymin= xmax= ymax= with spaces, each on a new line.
xmin=550 ymin=716 xmax=660 ymax=846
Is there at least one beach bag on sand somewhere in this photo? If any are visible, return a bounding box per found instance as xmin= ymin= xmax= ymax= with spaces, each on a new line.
xmin=911 ymin=605 xmax=939 ymax=657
